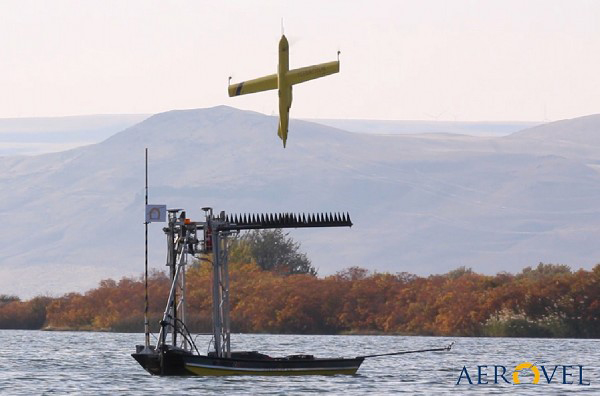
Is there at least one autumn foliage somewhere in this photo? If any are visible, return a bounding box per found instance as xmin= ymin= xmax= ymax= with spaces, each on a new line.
xmin=1 ymin=263 xmax=599 ymax=337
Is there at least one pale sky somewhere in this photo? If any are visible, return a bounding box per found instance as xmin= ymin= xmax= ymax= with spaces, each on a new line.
xmin=1 ymin=0 xmax=599 ymax=121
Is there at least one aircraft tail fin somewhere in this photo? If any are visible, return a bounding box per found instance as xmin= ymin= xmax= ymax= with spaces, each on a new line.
xmin=277 ymin=124 xmax=287 ymax=148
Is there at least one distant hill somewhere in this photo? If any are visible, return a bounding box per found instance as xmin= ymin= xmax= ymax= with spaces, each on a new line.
xmin=308 ymin=119 xmax=539 ymax=136
xmin=509 ymin=114 xmax=600 ymax=146
xmin=0 ymin=114 xmax=149 ymax=156
xmin=1 ymin=106 xmax=599 ymax=298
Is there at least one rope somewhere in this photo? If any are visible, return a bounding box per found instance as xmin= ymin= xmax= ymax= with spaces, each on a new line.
xmin=359 ymin=342 xmax=454 ymax=359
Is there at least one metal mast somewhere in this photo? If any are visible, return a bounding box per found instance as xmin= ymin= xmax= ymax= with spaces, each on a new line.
xmin=144 ymin=148 xmax=150 ymax=349
xmin=157 ymin=209 xmax=195 ymax=352
xmin=203 ymin=208 xmax=233 ymax=358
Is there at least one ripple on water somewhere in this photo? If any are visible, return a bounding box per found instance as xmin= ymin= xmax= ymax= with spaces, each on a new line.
xmin=0 ymin=331 xmax=598 ymax=395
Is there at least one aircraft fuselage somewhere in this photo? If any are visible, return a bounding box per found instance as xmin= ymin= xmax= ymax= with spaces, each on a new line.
xmin=278 ymin=35 xmax=292 ymax=146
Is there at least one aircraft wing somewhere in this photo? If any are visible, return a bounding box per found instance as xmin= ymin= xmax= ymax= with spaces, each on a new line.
xmin=287 ymin=61 xmax=339 ymax=86
xmin=228 ymin=74 xmax=278 ymax=97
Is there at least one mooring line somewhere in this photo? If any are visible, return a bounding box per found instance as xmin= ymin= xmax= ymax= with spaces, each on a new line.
xmin=359 ymin=342 xmax=454 ymax=359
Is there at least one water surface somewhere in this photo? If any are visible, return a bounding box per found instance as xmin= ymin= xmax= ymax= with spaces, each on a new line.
xmin=0 ymin=331 xmax=598 ymax=395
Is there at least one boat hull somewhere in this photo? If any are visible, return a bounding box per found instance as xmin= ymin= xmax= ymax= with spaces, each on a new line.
xmin=183 ymin=354 xmax=364 ymax=376
xmin=132 ymin=346 xmax=363 ymax=376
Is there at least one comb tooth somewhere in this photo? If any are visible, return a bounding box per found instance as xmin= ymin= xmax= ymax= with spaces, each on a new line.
xmin=252 ymin=214 xmax=257 ymax=223
xmin=326 ymin=213 xmax=332 ymax=223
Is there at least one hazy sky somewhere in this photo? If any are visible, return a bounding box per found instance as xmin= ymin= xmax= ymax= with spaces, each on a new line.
xmin=1 ymin=0 xmax=599 ymax=121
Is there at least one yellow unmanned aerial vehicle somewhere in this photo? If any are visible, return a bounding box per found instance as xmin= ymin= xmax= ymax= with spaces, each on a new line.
xmin=228 ymin=34 xmax=340 ymax=148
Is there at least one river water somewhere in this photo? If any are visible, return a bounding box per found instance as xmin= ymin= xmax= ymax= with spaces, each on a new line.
xmin=0 ymin=330 xmax=598 ymax=395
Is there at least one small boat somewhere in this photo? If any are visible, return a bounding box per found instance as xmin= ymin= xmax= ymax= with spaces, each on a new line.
xmin=132 ymin=207 xmax=366 ymax=376
xmin=133 ymin=347 xmax=364 ymax=376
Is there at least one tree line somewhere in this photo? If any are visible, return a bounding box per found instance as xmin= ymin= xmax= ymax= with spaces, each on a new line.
xmin=0 ymin=230 xmax=598 ymax=337
xmin=1 ymin=262 xmax=598 ymax=337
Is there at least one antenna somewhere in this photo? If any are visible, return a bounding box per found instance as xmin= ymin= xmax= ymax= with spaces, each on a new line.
xmin=144 ymin=148 xmax=150 ymax=349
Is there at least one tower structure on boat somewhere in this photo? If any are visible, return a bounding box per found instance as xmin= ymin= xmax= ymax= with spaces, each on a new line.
xmin=132 ymin=206 xmax=363 ymax=376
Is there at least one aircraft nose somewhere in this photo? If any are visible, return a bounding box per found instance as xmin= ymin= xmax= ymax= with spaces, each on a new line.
xmin=279 ymin=34 xmax=289 ymax=49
